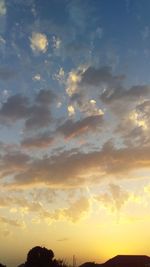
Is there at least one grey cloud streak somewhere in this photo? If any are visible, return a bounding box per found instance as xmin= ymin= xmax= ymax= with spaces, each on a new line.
xmin=21 ymin=133 xmax=54 ymax=149
xmin=0 ymin=150 xmax=31 ymax=179
xmin=56 ymin=114 xmax=104 ymax=139
xmin=3 ymin=142 xmax=150 ymax=189
xmin=20 ymin=114 xmax=104 ymax=149
xmin=100 ymin=85 xmax=150 ymax=104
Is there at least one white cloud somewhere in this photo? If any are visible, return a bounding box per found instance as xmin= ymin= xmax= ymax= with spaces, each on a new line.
xmin=53 ymin=67 xmax=65 ymax=84
xmin=129 ymin=110 xmax=148 ymax=130
xmin=66 ymin=68 xmax=83 ymax=96
xmin=68 ymin=105 xmax=75 ymax=116
xmin=0 ymin=0 xmax=6 ymax=16
xmin=52 ymin=36 xmax=61 ymax=49
xmin=33 ymin=74 xmax=41 ymax=81
xmin=30 ymin=32 xmax=48 ymax=53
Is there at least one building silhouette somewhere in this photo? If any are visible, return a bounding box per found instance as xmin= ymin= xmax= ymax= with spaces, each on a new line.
xmin=79 ymin=255 xmax=150 ymax=267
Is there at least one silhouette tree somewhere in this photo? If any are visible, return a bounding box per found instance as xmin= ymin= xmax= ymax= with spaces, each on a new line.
xmin=25 ymin=246 xmax=56 ymax=267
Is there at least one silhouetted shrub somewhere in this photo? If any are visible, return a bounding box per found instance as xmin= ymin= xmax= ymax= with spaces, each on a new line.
xmin=25 ymin=246 xmax=55 ymax=267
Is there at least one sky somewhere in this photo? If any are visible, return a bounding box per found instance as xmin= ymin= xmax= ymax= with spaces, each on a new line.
xmin=1 ymin=0 xmax=150 ymax=266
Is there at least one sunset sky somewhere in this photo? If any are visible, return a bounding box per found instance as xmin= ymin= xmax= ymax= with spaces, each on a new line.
xmin=1 ymin=0 xmax=150 ymax=266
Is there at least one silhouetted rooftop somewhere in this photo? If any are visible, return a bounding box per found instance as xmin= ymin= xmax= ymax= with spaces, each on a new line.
xmin=79 ymin=255 xmax=150 ymax=267
xmin=104 ymin=255 xmax=150 ymax=266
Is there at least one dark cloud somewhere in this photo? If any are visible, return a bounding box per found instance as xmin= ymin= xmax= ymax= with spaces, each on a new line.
xmin=0 ymin=151 xmax=31 ymax=179
xmin=80 ymin=66 xmax=125 ymax=87
xmin=70 ymin=92 xmax=83 ymax=106
xmin=25 ymin=104 xmax=52 ymax=130
xmin=4 ymin=142 xmax=150 ymax=188
xmin=100 ymin=85 xmax=150 ymax=104
xmin=77 ymin=66 xmax=150 ymax=116
xmin=0 ymin=89 xmax=56 ymax=130
xmin=0 ymin=94 xmax=29 ymax=123
xmin=36 ymin=89 xmax=56 ymax=105
xmin=21 ymin=133 xmax=54 ymax=149
xmin=115 ymin=99 xmax=150 ymax=147
xmin=57 ymin=115 xmax=103 ymax=139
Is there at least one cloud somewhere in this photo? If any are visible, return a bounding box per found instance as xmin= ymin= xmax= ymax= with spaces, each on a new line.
xmin=0 ymin=188 xmax=90 ymax=224
xmin=53 ymin=67 xmax=65 ymax=84
xmin=100 ymin=85 xmax=150 ymax=104
xmin=52 ymin=36 xmax=61 ymax=49
xmin=57 ymin=114 xmax=103 ymax=139
xmin=0 ymin=216 xmax=24 ymax=228
xmin=66 ymin=68 xmax=83 ymax=97
xmin=0 ymin=151 xmax=31 ymax=179
xmin=115 ymin=99 xmax=150 ymax=147
xmin=75 ymin=98 xmax=104 ymax=117
xmin=30 ymin=32 xmax=48 ymax=53
xmin=80 ymin=66 xmax=125 ymax=87
xmin=0 ymin=89 xmax=56 ymax=130
xmin=67 ymin=65 xmax=150 ymax=120
xmin=25 ymin=104 xmax=52 ymax=130
xmin=95 ymin=183 xmax=130 ymax=212
xmin=67 ymin=105 xmax=75 ymax=117
xmin=3 ymin=141 xmax=150 ymax=189
xmin=35 ymin=89 xmax=56 ymax=105
xmin=21 ymin=133 xmax=54 ymax=149
xmin=0 ymin=192 xmax=54 ymax=223
xmin=62 ymin=196 xmax=90 ymax=222
xmin=0 ymin=0 xmax=6 ymax=16
xmin=0 ymin=94 xmax=29 ymax=123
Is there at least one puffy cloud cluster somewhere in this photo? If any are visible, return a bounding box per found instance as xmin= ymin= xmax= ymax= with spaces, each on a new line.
xmin=0 ymin=188 xmax=91 ymax=226
xmin=30 ymin=32 xmax=48 ymax=53
xmin=66 ymin=65 xmax=150 ymax=149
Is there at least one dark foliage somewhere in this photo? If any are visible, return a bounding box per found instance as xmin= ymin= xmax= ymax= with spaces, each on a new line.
xmin=25 ymin=246 xmax=67 ymax=267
